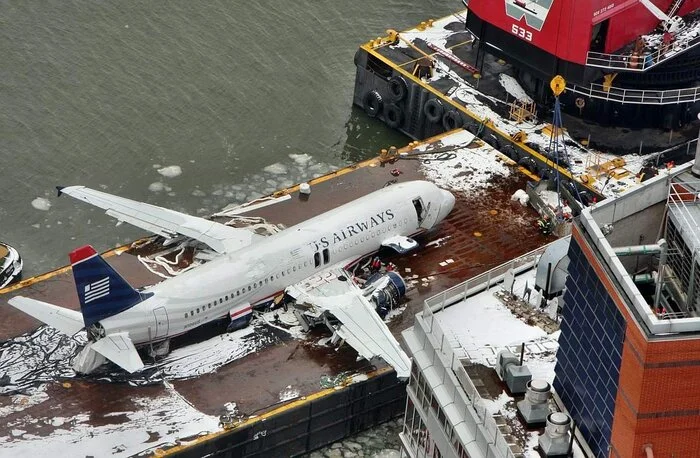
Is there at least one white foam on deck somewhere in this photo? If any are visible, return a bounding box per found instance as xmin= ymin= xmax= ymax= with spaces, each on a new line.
xmin=499 ymin=74 xmax=533 ymax=104
xmin=416 ymin=130 xmax=511 ymax=196
xmin=397 ymin=14 xmax=661 ymax=199
xmin=0 ymin=383 xmax=220 ymax=457
xmin=434 ymin=267 xmax=558 ymax=381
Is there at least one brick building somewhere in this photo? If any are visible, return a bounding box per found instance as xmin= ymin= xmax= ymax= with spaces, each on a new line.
xmin=555 ymin=163 xmax=700 ymax=457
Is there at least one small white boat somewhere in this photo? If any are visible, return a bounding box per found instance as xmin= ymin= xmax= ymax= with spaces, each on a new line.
xmin=0 ymin=242 xmax=22 ymax=288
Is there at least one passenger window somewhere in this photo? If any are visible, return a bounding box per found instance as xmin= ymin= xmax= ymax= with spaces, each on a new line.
xmin=293 ymin=265 xmax=296 ymax=272
xmin=323 ymin=248 xmax=330 ymax=264
xmin=225 ymin=295 xmax=229 ymax=301
xmin=314 ymin=252 xmax=321 ymax=268
xmin=184 ymin=312 xmax=188 ymax=318
xmin=259 ymin=280 xmax=263 ymax=287
xmin=196 ymin=308 xmax=200 ymax=313
xmin=270 ymin=276 xmax=274 ymax=282
xmin=254 ymin=283 xmax=257 ymax=289
xmin=219 ymin=298 xmax=223 ymax=304
xmin=265 ymin=278 xmax=268 ymax=284
xmin=248 ymin=285 xmax=251 ymax=291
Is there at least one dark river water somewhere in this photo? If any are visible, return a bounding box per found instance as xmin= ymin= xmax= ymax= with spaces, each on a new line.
xmin=1 ymin=0 xmax=458 ymax=276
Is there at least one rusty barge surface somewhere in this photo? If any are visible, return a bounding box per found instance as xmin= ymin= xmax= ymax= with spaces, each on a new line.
xmin=0 ymin=131 xmax=553 ymax=457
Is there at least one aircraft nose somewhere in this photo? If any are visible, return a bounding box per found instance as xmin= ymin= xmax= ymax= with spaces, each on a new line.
xmin=438 ymin=189 xmax=455 ymax=222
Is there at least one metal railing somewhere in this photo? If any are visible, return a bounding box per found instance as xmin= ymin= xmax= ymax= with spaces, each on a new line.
xmin=586 ymin=29 xmax=700 ymax=72
xmin=418 ymin=242 xmax=558 ymax=458
xmin=566 ymin=82 xmax=700 ymax=105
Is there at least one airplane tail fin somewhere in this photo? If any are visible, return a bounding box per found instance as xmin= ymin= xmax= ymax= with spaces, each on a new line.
xmin=70 ymin=245 xmax=149 ymax=328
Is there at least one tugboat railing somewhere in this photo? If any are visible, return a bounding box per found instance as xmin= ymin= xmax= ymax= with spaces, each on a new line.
xmin=566 ymin=82 xmax=700 ymax=105
xmin=586 ymin=30 xmax=700 ymax=72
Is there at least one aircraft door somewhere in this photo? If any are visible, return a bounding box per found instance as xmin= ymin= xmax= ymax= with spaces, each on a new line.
xmin=413 ymin=197 xmax=436 ymax=228
xmin=153 ymin=306 xmax=169 ymax=339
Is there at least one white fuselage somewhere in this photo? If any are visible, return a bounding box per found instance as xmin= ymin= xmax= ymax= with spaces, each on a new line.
xmin=99 ymin=181 xmax=454 ymax=345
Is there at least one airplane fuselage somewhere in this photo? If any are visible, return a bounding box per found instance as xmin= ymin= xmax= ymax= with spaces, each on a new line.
xmin=96 ymin=181 xmax=454 ymax=346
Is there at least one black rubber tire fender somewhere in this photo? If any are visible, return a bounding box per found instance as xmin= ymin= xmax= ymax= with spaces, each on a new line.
xmin=387 ymin=75 xmax=408 ymax=102
xmin=423 ymin=98 xmax=444 ymax=124
xmin=442 ymin=109 xmax=463 ymax=131
xmin=363 ymin=90 xmax=383 ymax=118
xmin=384 ymin=103 xmax=404 ymax=129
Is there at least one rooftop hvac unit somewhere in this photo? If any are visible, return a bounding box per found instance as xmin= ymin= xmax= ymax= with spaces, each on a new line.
xmin=496 ymin=349 xmax=531 ymax=395
xmin=516 ymin=379 xmax=550 ymax=425
xmin=538 ymin=412 xmax=572 ymax=458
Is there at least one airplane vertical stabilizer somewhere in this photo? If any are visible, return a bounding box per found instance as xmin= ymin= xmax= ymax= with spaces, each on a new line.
xmin=70 ymin=245 xmax=149 ymax=327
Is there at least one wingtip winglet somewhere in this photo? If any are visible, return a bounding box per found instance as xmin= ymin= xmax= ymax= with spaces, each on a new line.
xmin=56 ymin=186 xmax=65 ymax=197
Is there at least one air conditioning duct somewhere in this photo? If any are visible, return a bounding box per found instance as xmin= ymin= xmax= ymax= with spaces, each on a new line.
xmin=516 ymin=379 xmax=550 ymax=425
xmin=538 ymin=412 xmax=572 ymax=457
xmin=496 ymin=349 xmax=531 ymax=395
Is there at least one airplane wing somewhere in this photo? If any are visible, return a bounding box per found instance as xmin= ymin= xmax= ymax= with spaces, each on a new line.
xmin=8 ymin=296 xmax=85 ymax=335
xmin=57 ymin=185 xmax=261 ymax=254
xmin=91 ymin=332 xmax=144 ymax=373
xmin=286 ymin=267 xmax=411 ymax=378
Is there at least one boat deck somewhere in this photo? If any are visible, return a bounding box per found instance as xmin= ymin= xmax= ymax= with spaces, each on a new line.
xmin=0 ymin=131 xmax=553 ymax=456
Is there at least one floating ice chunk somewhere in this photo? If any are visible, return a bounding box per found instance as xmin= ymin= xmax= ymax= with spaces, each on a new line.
xmin=289 ymin=153 xmax=312 ymax=166
xmin=148 ymin=182 xmax=165 ymax=192
xmin=263 ymin=163 xmax=288 ymax=175
xmin=157 ymin=165 xmax=182 ymax=178
xmin=31 ymin=197 xmax=51 ymax=211
xmin=191 ymin=189 xmax=206 ymax=197
xmin=212 ymin=189 xmax=223 ymax=196
xmin=235 ymin=192 xmax=246 ymax=202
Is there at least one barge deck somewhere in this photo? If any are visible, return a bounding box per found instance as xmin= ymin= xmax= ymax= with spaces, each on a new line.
xmin=0 ymin=131 xmax=554 ymax=457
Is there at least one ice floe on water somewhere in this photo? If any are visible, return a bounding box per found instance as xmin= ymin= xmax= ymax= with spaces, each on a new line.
xmin=157 ymin=165 xmax=182 ymax=178
xmin=263 ymin=163 xmax=288 ymax=175
xmin=206 ymin=153 xmax=335 ymax=208
xmin=30 ymin=197 xmax=51 ymax=211
xmin=148 ymin=181 xmax=172 ymax=193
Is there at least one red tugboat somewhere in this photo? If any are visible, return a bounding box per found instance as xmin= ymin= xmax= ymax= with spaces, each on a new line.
xmin=465 ymin=0 xmax=700 ymax=128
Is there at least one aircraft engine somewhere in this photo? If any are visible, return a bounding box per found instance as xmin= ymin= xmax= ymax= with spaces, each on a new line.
xmin=362 ymin=271 xmax=406 ymax=319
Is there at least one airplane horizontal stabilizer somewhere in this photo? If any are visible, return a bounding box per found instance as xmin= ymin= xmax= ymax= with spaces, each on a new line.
xmin=381 ymin=235 xmax=418 ymax=254
xmin=91 ymin=332 xmax=144 ymax=373
xmin=8 ymin=296 xmax=84 ymax=335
